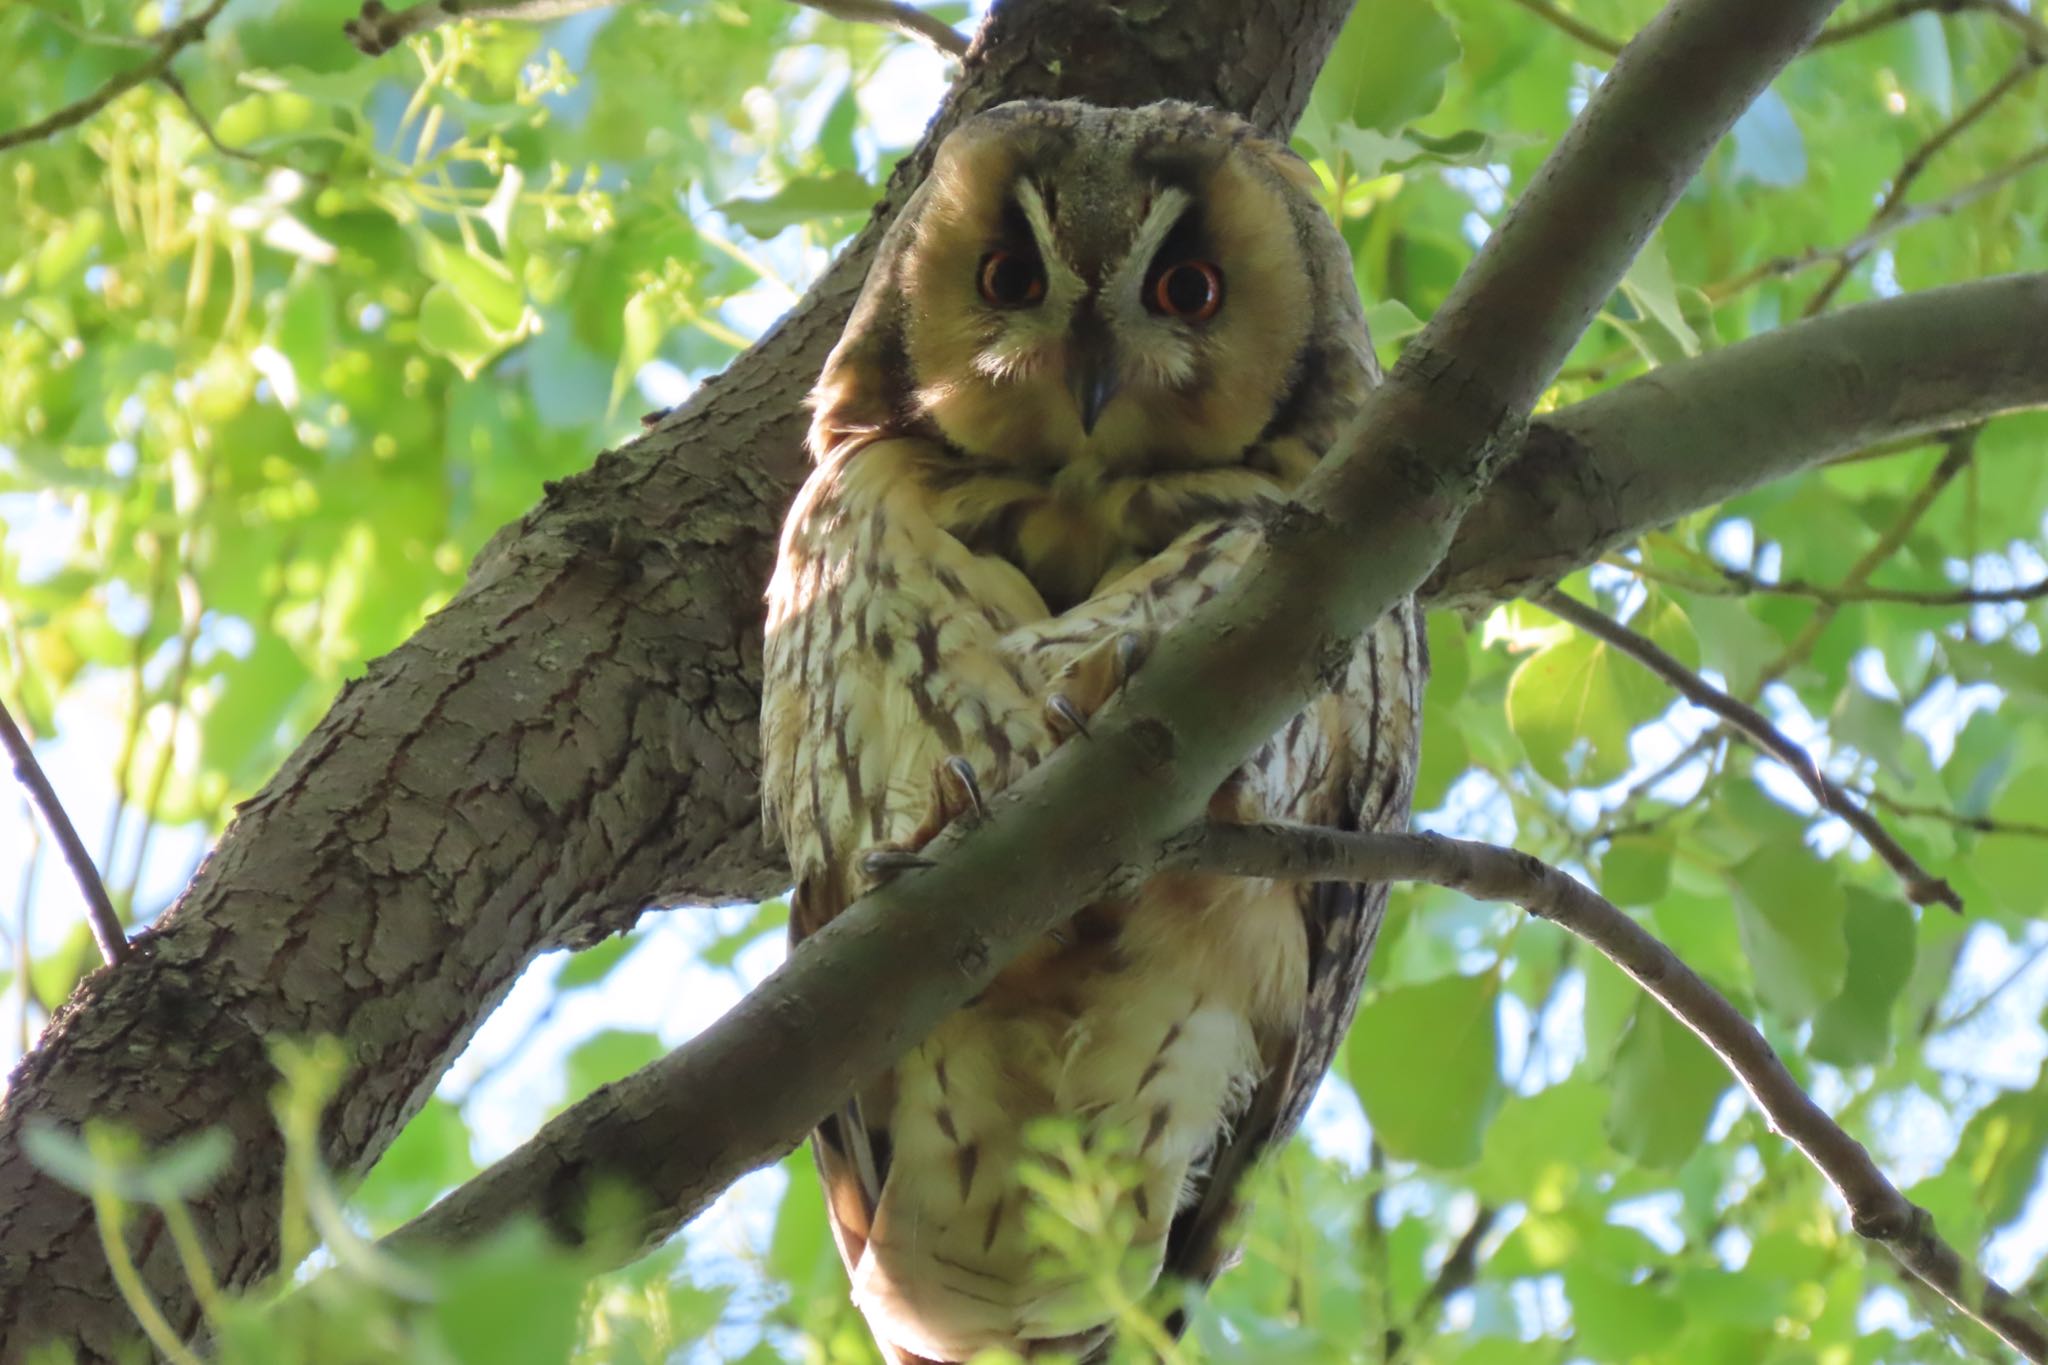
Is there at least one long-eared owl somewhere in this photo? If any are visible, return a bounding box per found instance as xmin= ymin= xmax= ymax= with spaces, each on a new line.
xmin=762 ymin=99 xmax=1424 ymax=1364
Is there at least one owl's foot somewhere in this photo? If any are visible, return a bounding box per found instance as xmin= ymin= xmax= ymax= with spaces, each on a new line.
xmin=1043 ymin=630 xmax=1150 ymax=742
xmin=856 ymin=755 xmax=987 ymax=886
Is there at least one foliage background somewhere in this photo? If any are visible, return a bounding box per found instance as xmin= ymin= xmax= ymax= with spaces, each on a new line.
xmin=2 ymin=0 xmax=2047 ymax=1359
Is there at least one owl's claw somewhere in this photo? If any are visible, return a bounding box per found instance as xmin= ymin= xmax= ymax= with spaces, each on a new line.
xmin=1044 ymin=629 xmax=1152 ymax=743
xmin=860 ymin=847 xmax=937 ymax=882
xmin=1045 ymin=693 xmax=1092 ymax=741
xmin=938 ymin=755 xmax=986 ymax=824
xmin=1113 ymin=630 xmax=1146 ymax=687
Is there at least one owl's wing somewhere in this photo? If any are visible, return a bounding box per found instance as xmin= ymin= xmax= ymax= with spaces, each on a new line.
xmin=1002 ymin=529 xmax=1427 ymax=1302
xmin=1165 ymin=608 xmax=1425 ymax=1293
xmin=763 ymin=437 xmax=1057 ymax=1356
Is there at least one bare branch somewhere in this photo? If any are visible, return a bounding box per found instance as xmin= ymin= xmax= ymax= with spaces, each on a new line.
xmin=1758 ymin=431 xmax=1977 ymax=687
xmin=1388 ymin=1204 xmax=1499 ymax=1363
xmin=1173 ymin=822 xmax=2048 ymax=1364
xmin=384 ymin=0 xmax=1849 ymax=1267
xmin=344 ymin=0 xmax=967 ymax=58
xmin=1709 ymin=144 xmax=2048 ymax=301
xmin=0 ymin=0 xmax=227 ymax=155
xmin=0 ymin=700 xmax=127 ymax=968
xmin=1718 ymin=565 xmax=2048 ymax=606
xmin=1503 ymin=0 xmax=1624 ymax=55
xmin=1869 ymin=790 xmax=2048 ymax=840
xmin=1804 ymin=56 xmax=2045 ymax=315
xmin=1534 ymin=587 xmax=1961 ymax=910
xmin=156 ymin=70 xmax=268 ymax=166
xmin=798 ymin=0 xmax=969 ymax=56
xmin=1814 ymin=0 xmax=1971 ymax=46
xmin=1431 ymin=277 xmax=2048 ymax=607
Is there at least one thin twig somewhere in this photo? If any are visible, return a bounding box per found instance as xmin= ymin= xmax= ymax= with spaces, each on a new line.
xmin=157 ymin=70 xmax=267 ymax=166
xmin=799 ymin=0 xmax=969 ymax=55
xmin=1757 ymin=432 xmax=1978 ymax=688
xmin=1173 ymin=822 xmax=2048 ymax=1363
xmin=1708 ymin=145 xmax=2048 ymax=300
xmin=1806 ymin=56 xmax=2045 ymax=315
xmin=1536 ymin=588 xmax=1962 ymax=911
xmin=1868 ymin=790 xmax=2048 ymax=841
xmin=1503 ymin=0 xmax=1624 ymax=55
xmin=1719 ymin=565 xmax=2048 ymax=607
xmin=0 ymin=0 xmax=228 ymax=154
xmin=1388 ymin=1204 xmax=1499 ymax=1363
xmin=1813 ymin=0 xmax=1971 ymax=46
xmin=0 ymin=700 xmax=128 ymax=967
xmin=344 ymin=0 xmax=967 ymax=57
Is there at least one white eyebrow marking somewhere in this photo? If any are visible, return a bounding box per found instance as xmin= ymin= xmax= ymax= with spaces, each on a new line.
xmin=1013 ymin=179 xmax=1086 ymax=296
xmin=1123 ymin=186 xmax=1194 ymax=278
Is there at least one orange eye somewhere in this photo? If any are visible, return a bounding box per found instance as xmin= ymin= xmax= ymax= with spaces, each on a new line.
xmin=1150 ymin=260 xmax=1223 ymax=321
xmin=978 ymin=250 xmax=1046 ymax=308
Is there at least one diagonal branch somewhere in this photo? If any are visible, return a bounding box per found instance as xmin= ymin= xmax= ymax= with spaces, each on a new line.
xmin=0 ymin=0 xmax=228 ymax=155
xmin=384 ymin=0 xmax=1850 ymax=1265
xmin=1532 ymin=587 xmax=1961 ymax=910
xmin=0 ymin=700 xmax=127 ymax=968
xmin=1172 ymin=823 xmax=2048 ymax=1364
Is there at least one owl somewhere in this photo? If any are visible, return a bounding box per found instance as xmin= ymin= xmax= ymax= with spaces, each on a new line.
xmin=762 ymin=100 xmax=1424 ymax=1364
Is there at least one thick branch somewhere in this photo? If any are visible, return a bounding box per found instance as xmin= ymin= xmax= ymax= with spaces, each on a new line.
xmin=387 ymin=0 xmax=1844 ymax=1264
xmin=1175 ymin=823 xmax=2048 ymax=1364
xmin=1533 ymin=588 xmax=1960 ymax=910
xmin=1430 ymin=273 xmax=2048 ymax=606
xmin=0 ymin=2 xmax=1361 ymax=1358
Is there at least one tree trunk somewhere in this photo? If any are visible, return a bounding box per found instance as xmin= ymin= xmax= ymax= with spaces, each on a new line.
xmin=0 ymin=1 xmax=1355 ymax=1358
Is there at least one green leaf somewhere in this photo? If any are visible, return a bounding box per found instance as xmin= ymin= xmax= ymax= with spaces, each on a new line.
xmin=1605 ymin=1003 xmax=1729 ymax=1168
xmin=555 ymin=932 xmax=642 ymax=990
xmin=1809 ymin=890 xmax=1914 ymax=1068
xmin=1728 ymin=837 xmax=1848 ymax=1018
xmin=353 ymin=1098 xmax=476 ymax=1227
xmin=1615 ymin=235 xmax=1701 ymax=364
xmin=1504 ymin=615 xmax=1673 ymax=788
xmin=418 ymin=284 xmax=511 ymax=381
xmin=1303 ymin=0 xmax=1461 ymax=145
xmin=1348 ymin=973 xmax=1502 ymax=1167
xmin=563 ymin=1029 xmax=664 ymax=1101
xmin=430 ymin=1223 xmax=586 ymax=1365
xmin=1947 ymin=1058 xmax=2048 ymax=1231
xmin=718 ymin=172 xmax=879 ymax=238
xmin=1601 ymin=833 xmax=1672 ymax=907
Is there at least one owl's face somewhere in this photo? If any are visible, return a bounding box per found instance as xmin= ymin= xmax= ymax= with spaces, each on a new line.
xmin=819 ymin=102 xmax=1347 ymax=472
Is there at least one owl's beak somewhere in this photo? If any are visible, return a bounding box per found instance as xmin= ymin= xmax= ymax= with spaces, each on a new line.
xmin=1066 ymin=315 xmax=1122 ymax=435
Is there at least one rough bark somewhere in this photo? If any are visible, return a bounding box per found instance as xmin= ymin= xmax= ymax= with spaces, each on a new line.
xmin=2 ymin=0 xmax=2042 ymax=1356
xmin=0 ymin=2 xmax=1356 ymax=1360
xmin=362 ymin=0 xmax=1865 ymax=1267
xmin=379 ymin=271 xmax=2048 ymax=1264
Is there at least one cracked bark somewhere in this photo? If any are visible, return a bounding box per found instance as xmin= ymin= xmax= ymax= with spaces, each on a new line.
xmin=2 ymin=0 xmax=2044 ymax=1358
xmin=0 ymin=0 xmax=1356 ymax=1359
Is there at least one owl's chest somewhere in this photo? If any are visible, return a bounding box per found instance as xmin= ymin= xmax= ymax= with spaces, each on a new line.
xmin=923 ymin=455 xmax=1287 ymax=613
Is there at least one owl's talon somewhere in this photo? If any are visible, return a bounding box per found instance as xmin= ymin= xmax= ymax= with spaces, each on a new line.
xmin=1114 ymin=631 xmax=1146 ymax=686
xmin=939 ymin=755 xmax=986 ymax=823
xmin=1045 ymin=693 xmax=1092 ymax=740
xmin=861 ymin=848 xmax=937 ymax=881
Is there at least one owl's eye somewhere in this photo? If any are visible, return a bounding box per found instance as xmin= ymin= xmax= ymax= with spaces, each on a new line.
xmin=978 ymin=250 xmax=1047 ymax=308
xmin=1149 ymin=261 xmax=1224 ymax=321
